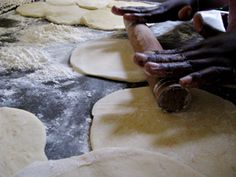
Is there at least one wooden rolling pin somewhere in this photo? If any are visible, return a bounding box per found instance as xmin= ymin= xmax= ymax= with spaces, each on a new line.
xmin=124 ymin=19 xmax=192 ymax=112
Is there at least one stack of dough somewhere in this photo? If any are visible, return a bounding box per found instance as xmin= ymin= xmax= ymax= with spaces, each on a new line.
xmin=16 ymin=0 xmax=155 ymax=30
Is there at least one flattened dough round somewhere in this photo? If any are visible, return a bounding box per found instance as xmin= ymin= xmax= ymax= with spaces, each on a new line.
xmin=14 ymin=148 xmax=205 ymax=177
xmin=46 ymin=0 xmax=77 ymax=5
xmin=81 ymin=8 xmax=124 ymax=30
xmin=70 ymin=39 xmax=146 ymax=82
xmin=91 ymin=87 xmax=236 ymax=177
xmin=45 ymin=5 xmax=89 ymax=25
xmin=0 ymin=107 xmax=47 ymax=177
xmin=16 ymin=2 xmax=88 ymax=25
xmin=77 ymin=0 xmax=111 ymax=10
xmin=16 ymin=2 xmax=47 ymax=18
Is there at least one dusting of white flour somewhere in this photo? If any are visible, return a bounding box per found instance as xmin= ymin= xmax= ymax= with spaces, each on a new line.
xmin=19 ymin=23 xmax=109 ymax=46
xmin=0 ymin=46 xmax=48 ymax=72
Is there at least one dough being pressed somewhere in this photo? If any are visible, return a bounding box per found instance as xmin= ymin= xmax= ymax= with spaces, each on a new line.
xmin=77 ymin=0 xmax=111 ymax=10
xmin=81 ymin=8 xmax=125 ymax=30
xmin=14 ymin=148 xmax=205 ymax=177
xmin=16 ymin=2 xmax=89 ymax=25
xmin=70 ymin=39 xmax=146 ymax=82
xmin=0 ymin=107 xmax=47 ymax=177
xmin=91 ymin=87 xmax=236 ymax=177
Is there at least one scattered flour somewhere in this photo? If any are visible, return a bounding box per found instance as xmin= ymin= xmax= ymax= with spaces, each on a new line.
xmin=19 ymin=23 xmax=108 ymax=46
xmin=25 ymin=64 xmax=79 ymax=83
xmin=0 ymin=46 xmax=48 ymax=72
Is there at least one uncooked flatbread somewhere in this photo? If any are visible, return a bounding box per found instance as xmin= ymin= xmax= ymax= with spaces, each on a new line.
xmin=0 ymin=107 xmax=47 ymax=177
xmin=45 ymin=5 xmax=89 ymax=25
xmin=14 ymin=148 xmax=205 ymax=177
xmin=16 ymin=2 xmax=47 ymax=18
xmin=107 ymin=0 xmax=154 ymax=8
xmin=77 ymin=0 xmax=111 ymax=10
xmin=91 ymin=87 xmax=236 ymax=177
xmin=70 ymin=39 xmax=146 ymax=82
xmin=16 ymin=2 xmax=88 ymax=25
xmin=46 ymin=0 xmax=77 ymax=6
xmin=81 ymin=8 xmax=124 ymax=30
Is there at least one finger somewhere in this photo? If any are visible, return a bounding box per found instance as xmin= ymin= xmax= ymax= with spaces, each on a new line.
xmin=111 ymin=6 xmax=157 ymax=16
xmin=178 ymin=5 xmax=193 ymax=20
xmin=188 ymin=57 xmax=231 ymax=69
xmin=123 ymin=10 xmax=170 ymax=23
xmin=144 ymin=61 xmax=193 ymax=77
xmin=133 ymin=52 xmax=186 ymax=67
xmin=179 ymin=66 xmax=233 ymax=88
xmin=183 ymin=48 xmax=220 ymax=60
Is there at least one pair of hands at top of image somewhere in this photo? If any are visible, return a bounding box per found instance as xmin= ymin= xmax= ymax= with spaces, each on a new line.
xmin=112 ymin=0 xmax=236 ymax=88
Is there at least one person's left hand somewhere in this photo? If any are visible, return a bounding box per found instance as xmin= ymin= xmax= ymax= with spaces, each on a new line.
xmin=134 ymin=32 xmax=236 ymax=88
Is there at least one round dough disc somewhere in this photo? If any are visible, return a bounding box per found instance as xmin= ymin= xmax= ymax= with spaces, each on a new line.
xmin=45 ymin=5 xmax=89 ymax=25
xmin=81 ymin=8 xmax=124 ymax=30
xmin=14 ymin=148 xmax=205 ymax=177
xmin=70 ymin=39 xmax=146 ymax=82
xmin=16 ymin=2 xmax=88 ymax=25
xmin=46 ymin=0 xmax=77 ymax=6
xmin=0 ymin=107 xmax=47 ymax=177
xmin=91 ymin=87 xmax=236 ymax=177
xmin=16 ymin=2 xmax=47 ymax=18
xmin=77 ymin=0 xmax=111 ymax=10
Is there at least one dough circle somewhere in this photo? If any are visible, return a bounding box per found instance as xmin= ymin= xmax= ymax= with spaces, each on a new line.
xmin=91 ymin=87 xmax=236 ymax=177
xmin=70 ymin=39 xmax=146 ymax=82
xmin=14 ymin=148 xmax=205 ymax=177
xmin=16 ymin=2 xmax=89 ymax=25
xmin=81 ymin=8 xmax=125 ymax=30
xmin=46 ymin=0 xmax=77 ymax=6
xmin=0 ymin=107 xmax=47 ymax=177
xmin=77 ymin=0 xmax=111 ymax=10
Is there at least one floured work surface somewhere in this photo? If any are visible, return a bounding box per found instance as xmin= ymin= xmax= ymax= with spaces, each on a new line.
xmin=0 ymin=7 xmax=235 ymax=163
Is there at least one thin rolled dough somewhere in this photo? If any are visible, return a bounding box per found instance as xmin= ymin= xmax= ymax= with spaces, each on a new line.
xmin=81 ymin=8 xmax=125 ymax=30
xmin=107 ymin=0 xmax=155 ymax=8
xmin=0 ymin=107 xmax=47 ymax=177
xmin=70 ymin=39 xmax=146 ymax=82
xmin=16 ymin=2 xmax=89 ymax=25
xmin=91 ymin=87 xmax=236 ymax=177
xmin=14 ymin=148 xmax=205 ymax=177
xmin=46 ymin=0 xmax=77 ymax=6
xmin=77 ymin=0 xmax=111 ymax=10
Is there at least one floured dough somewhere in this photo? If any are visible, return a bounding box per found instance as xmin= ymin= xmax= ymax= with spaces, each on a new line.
xmin=46 ymin=0 xmax=77 ymax=6
xmin=16 ymin=2 xmax=47 ymax=18
xmin=45 ymin=5 xmax=89 ymax=25
xmin=81 ymin=8 xmax=124 ymax=30
xmin=14 ymin=148 xmax=205 ymax=177
xmin=91 ymin=87 xmax=236 ymax=177
xmin=0 ymin=107 xmax=47 ymax=177
xmin=107 ymin=0 xmax=154 ymax=8
xmin=16 ymin=2 xmax=88 ymax=25
xmin=77 ymin=0 xmax=111 ymax=10
xmin=70 ymin=39 xmax=146 ymax=82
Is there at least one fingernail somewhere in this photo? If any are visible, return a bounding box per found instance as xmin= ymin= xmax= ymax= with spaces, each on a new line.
xmin=144 ymin=62 xmax=160 ymax=76
xmin=179 ymin=76 xmax=192 ymax=87
xmin=134 ymin=53 xmax=148 ymax=67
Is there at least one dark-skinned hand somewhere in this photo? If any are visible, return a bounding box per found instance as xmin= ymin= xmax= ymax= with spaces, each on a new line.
xmin=112 ymin=0 xmax=198 ymax=23
xmin=134 ymin=32 xmax=236 ymax=88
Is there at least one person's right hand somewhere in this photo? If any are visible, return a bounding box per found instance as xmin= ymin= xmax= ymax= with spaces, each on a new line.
xmin=112 ymin=0 xmax=198 ymax=23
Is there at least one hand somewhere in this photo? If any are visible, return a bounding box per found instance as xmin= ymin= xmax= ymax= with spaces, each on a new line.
xmin=112 ymin=0 xmax=198 ymax=23
xmin=134 ymin=32 xmax=236 ymax=88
